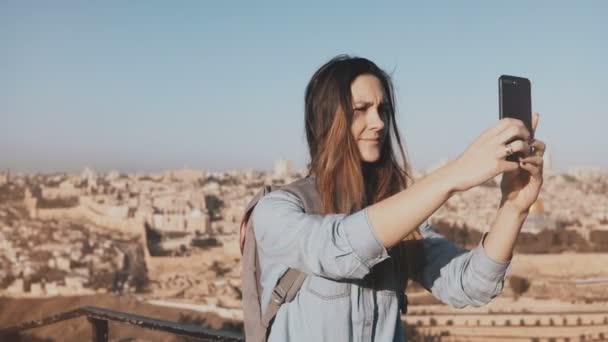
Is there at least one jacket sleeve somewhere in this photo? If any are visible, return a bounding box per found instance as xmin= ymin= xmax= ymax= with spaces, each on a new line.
xmin=412 ymin=221 xmax=511 ymax=308
xmin=251 ymin=189 xmax=390 ymax=280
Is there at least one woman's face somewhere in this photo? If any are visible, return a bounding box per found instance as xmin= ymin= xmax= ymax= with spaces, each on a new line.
xmin=350 ymin=74 xmax=387 ymax=163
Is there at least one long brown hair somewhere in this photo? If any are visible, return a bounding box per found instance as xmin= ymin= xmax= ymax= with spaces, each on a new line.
xmin=304 ymin=55 xmax=422 ymax=277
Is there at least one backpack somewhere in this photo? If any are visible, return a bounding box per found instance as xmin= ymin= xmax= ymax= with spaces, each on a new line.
xmin=239 ymin=176 xmax=318 ymax=342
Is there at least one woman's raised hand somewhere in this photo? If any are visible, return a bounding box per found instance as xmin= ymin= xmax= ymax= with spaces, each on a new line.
xmin=448 ymin=118 xmax=532 ymax=193
xmin=500 ymin=113 xmax=546 ymax=213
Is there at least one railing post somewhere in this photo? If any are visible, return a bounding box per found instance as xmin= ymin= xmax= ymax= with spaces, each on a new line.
xmin=0 ymin=332 xmax=20 ymax=342
xmin=88 ymin=317 xmax=108 ymax=342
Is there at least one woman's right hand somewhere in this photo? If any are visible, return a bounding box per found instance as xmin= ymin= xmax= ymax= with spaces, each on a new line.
xmin=448 ymin=118 xmax=532 ymax=193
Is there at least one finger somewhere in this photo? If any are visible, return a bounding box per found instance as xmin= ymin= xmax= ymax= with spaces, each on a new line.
xmin=479 ymin=118 xmax=513 ymax=142
xmin=519 ymin=155 xmax=544 ymax=166
xmin=496 ymin=122 xmax=531 ymax=145
xmin=487 ymin=118 xmax=523 ymax=140
xmin=530 ymin=139 xmax=546 ymax=155
xmin=531 ymin=113 xmax=540 ymax=132
xmin=520 ymin=161 xmax=541 ymax=176
xmin=498 ymin=160 xmax=520 ymax=173
xmin=496 ymin=118 xmax=526 ymax=135
xmin=498 ymin=139 xmax=530 ymax=159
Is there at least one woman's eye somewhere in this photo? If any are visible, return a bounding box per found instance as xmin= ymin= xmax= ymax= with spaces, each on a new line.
xmin=353 ymin=108 xmax=366 ymax=116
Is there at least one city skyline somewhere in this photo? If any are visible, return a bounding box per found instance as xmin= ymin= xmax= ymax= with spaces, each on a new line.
xmin=2 ymin=2 xmax=607 ymax=173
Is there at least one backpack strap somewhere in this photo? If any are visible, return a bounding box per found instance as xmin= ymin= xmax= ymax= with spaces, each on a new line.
xmin=261 ymin=268 xmax=307 ymax=327
xmin=240 ymin=185 xmax=277 ymax=254
xmin=259 ymin=176 xmax=319 ymax=327
xmin=280 ymin=176 xmax=319 ymax=214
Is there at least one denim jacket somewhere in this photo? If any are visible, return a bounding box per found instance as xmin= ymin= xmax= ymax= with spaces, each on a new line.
xmin=251 ymin=188 xmax=511 ymax=342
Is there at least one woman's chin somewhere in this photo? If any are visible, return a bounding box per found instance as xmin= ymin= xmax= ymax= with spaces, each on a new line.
xmin=360 ymin=153 xmax=381 ymax=164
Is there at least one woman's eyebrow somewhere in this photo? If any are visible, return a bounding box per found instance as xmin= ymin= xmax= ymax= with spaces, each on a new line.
xmin=353 ymin=99 xmax=386 ymax=107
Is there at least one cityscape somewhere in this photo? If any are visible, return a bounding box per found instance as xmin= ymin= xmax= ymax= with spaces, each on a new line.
xmin=3 ymin=1 xmax=607 ymax=340
xmin=1 ymin=158 xmax=607 ymax=341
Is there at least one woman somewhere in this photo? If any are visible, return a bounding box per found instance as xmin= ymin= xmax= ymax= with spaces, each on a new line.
xmin=251 ymin=55 xmax=545 ymax=341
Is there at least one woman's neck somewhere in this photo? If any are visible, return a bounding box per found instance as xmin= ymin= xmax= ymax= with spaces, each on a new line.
xmin=361 ymin=162 xmax=377 ymax=180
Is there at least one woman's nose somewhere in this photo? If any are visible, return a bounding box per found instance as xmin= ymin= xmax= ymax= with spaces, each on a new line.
xmin=368 ymin=109 xmax=385 ymax=131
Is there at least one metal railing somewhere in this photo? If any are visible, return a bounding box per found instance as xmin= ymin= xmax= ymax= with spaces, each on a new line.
xmin=0 ymin=306 xmax=245 ymax=342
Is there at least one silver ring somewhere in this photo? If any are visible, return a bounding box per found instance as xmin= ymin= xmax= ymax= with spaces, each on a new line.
xmin=529 ymin=146 xmax=535 ymax=155
xmin=505 ymin=143 xmax=514 ymax=156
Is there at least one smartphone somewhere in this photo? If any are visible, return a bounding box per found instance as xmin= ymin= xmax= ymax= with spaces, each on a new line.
xmin=498 ymin=75 xmax=533 ymax=162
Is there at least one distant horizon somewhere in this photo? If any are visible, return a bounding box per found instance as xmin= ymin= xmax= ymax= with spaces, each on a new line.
xmin=2 ymin=2 xmax=607 ymax=172
xmin=2 ymin=160 xmax=605 ymax=176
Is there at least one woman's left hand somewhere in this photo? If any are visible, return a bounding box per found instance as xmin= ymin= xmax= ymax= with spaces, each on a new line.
xmin=500 ymin=113 xmax=546 ymax=213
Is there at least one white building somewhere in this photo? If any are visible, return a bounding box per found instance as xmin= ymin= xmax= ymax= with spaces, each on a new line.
xmin=81 ymin=167 xmax=97 ymax=189
xmin=165 ymin=169 xmax=204 ymax=183
xmin=41 ymin=180 xmax=82 ymax=199
xmin=151 ymin=209 xmax=210 ymax=233
xmin=274 ymin=159 xmax=294 ymax=178
xmin=543 ymin=150 xmax=553 ymax=171
xmin=0 ymin=171 xmax=8 ymax=185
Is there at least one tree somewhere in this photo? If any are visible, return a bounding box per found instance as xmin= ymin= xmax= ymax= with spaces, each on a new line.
xmin=205 ymin=194 xmax=225 ymax=221
xmin=509 ymin=275 xmax=531 ymax=300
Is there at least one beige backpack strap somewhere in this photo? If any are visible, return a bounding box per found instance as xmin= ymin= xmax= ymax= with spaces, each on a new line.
xmin=261 ymin=268 xmax=307 ymax=327
xmin=254 ymin=176 xmax=318 ymax=335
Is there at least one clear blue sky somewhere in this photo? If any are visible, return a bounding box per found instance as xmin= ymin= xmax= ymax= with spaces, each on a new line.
xmin=1 ymin=1 xmax=606 ymax=173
